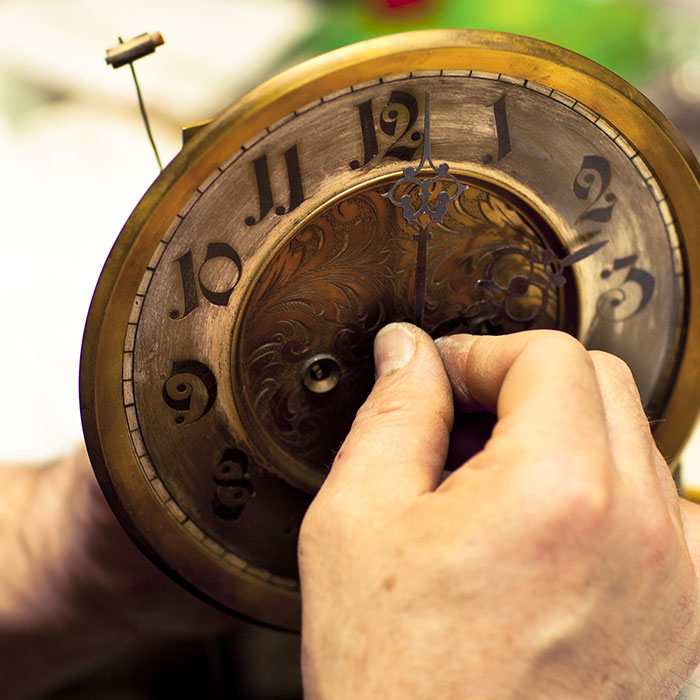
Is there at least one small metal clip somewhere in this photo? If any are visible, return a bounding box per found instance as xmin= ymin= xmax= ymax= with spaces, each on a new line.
xmin=105 ymin=32 xmax=164 ymax=69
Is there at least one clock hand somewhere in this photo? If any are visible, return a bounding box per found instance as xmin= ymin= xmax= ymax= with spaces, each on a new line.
xmin=546 ymin=238 xmax=609 ymax=286
xmin=412 ymin=223 xmax=431 ymax=329
xmin=429 ymin=238 xmax=611 ymax=337
xmin=383 ymin=94 xmax=609 ymax=333
xmin=383 ymin=92 xmax=467 ymax=328
xmin=560 ymin=239 xmax=610 ymax=264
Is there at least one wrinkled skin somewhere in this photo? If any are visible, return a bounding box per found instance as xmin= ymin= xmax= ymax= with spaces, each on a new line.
xmin=0 ymin=448 xmax=236 ymax=699
xmin=299 ymin=325 xmax=700 ymax=700
xmin=2 ymin=324 xmax=700 ymax=699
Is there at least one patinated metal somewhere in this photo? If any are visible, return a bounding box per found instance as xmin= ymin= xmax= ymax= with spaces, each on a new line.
xmin=80 ymin=29 xmax=700 ymax=630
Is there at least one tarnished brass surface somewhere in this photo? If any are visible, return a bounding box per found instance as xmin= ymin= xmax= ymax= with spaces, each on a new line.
xmin=80 ymin=29 xmax=700 ymax=630
xmin=236 ymin=180 xmax=571 ymax=492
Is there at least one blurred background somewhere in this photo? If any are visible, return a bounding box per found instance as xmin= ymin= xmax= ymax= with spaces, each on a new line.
xmin=2 ymin=0 xmax=700 ymax=697
xmin=3 ymin=0 xmax=700 ymax=463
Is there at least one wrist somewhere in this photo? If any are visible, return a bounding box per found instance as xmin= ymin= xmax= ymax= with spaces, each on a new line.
xmin=0 ymin=453 xmax=145 ymax=698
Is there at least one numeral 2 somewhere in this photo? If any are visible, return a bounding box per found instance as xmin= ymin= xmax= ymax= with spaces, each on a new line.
xmin=573 ymin=155 xmax=617 ymax=224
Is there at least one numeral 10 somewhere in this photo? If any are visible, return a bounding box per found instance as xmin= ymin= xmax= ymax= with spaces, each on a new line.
xmin=170 ymin=242 xmax=243 ymax=320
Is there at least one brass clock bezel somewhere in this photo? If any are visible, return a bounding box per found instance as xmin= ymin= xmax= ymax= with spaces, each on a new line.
xmin=80 ymin=29 xmax=700 ymax=630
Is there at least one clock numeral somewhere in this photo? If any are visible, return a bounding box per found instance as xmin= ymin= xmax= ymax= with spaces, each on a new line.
xmin=597 ymin=255 xmax=656 ymax=320
xmin=244 ymin=144 xmax=305 ymax=226
xmin=170 ymin=242 xmax=243 ymax=320
xmin=350 ymin=98 xmax=378 ymax=169
xmin=349 ymin=90 xmax=423 ymax=169
xmin=162 ymin=360 xmax=217 ymax=425
xmin=573 ymin=155 xmax=617 ymax=224
xmin=482 ymin=95 xmax=512 ymax=164
xmin=212 ymin=447 xmax=254 ymax=521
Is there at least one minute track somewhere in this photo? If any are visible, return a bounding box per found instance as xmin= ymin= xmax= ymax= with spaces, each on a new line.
xmin=80 ymin=30 xmax=700 ymax=630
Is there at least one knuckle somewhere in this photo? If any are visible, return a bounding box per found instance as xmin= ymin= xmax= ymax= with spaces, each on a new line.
xmin=526 ymin=329 xmax=587 ymax=355
xmin=298 ymin=491 xmax=369 ymax=577
xmin=536 ymin=467 xmax=613 ymax=539
xmin=298 ymin=486 xmax=360 ymax=543
xmin=590 ymin=350 xmax=636 ymax=384
xmin=519 ymin=330 xmax=594 ymax=374
xmin=353 ymin=385 xmax=410 ymax=424
xmin=297 ymin=519 xmax=323 ymax=578
xmin=298 ymin=501 xmax=322 ymax=547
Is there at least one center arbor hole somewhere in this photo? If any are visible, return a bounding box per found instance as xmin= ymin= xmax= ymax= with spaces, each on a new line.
xmin=302 ymin=354 xmax=341 ymax=394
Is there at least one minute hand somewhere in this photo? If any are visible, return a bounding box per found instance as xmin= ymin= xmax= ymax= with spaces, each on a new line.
xmin=383 ymin=92 xmax=467 ymax=328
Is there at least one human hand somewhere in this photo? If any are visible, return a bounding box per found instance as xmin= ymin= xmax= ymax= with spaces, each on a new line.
xmin=0 ymin=447 xmax=235 ymax=698
xmin=298 ymin=324 xmax=700 ymax=700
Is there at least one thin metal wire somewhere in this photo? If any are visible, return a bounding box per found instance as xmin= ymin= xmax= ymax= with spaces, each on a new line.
xmin=120 ymin=36 xmax=163 ymax=172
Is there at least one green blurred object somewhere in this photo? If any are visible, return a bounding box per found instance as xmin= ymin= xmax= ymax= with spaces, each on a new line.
xmin=289 ymin=0 xmax=660 ymax=86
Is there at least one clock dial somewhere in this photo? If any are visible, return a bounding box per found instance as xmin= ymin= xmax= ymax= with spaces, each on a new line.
xmin=80 ymin=30 xmax=700 ymax=629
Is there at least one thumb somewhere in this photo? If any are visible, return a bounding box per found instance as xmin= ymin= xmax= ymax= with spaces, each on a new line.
xmin=317 ymin=323 xmax=453 ymax=515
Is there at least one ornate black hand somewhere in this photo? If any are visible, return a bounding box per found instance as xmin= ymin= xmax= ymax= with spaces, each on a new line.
xmin=383 ymin=92 xmax=467 ymax=327
xmin=430 ymin=239 xmax=610 ymax=337
xmin=383 ymin=94 xmax=610 ymax=334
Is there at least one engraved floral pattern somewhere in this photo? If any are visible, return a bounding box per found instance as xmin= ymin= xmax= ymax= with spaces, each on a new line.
xmin=237 ymin=192 xmax=402 ymax=470
xmin=235 ymin=181 xmax=571 ymax=473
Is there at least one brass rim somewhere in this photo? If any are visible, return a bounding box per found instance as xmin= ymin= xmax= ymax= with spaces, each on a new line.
xmin=80 ymin=29 xmax=700 ymax=628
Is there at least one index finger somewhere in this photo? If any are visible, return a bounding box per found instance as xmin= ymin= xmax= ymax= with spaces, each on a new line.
xmin=436 ymin=330 xmax=612 ymax=486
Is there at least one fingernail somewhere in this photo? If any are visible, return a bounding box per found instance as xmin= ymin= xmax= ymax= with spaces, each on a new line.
xmin=374 ymin=324 xmax=416 ymax=378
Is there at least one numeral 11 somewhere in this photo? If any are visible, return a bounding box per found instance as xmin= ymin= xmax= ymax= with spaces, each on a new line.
xmin=245 ymin=145 xmax=305 ymax=226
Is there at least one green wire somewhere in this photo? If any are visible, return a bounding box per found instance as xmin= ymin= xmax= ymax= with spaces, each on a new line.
xmin=119 ymin=36 xmax=163 ymax=172
xmin=129 ymin=61 xmax=163 ymax=172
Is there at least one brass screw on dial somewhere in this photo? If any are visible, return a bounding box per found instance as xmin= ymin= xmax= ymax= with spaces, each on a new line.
xmin=302 ymin=354 xmax=341 ymax=394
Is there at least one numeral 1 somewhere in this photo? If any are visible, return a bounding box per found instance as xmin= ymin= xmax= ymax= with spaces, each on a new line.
xmin=349 ymin=99 xmax=379 ymax=169
xmin=482 ymin=95 xmax=512 ymax=164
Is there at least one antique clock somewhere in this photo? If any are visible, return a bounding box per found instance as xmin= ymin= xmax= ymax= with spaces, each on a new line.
xmin=80 ymin=29 xmax=700 ymax=630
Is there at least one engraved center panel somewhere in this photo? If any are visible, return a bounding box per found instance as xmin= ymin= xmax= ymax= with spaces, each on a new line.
xmin=233 ymin=178 xmax=576 ymax=478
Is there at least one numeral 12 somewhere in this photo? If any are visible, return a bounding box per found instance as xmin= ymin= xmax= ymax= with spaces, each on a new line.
xmin=349 ymin=90 xmax=423 ymax=169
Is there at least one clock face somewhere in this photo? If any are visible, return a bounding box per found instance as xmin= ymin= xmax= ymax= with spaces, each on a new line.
xmin=80 ymin=30 xmax=700 ymax=630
